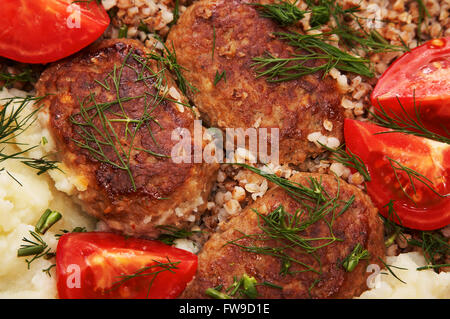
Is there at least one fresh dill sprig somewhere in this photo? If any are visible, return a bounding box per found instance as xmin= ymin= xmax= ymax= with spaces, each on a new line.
xmin=252 ymin=32 xmax=374 ymax=82
xmin=214 ymin=70 xmax=226 ymax=86
xmin=370 ymin=96 xmax=450 ymax=145
xmin=251 ymin=0 xmax=408 ymax=82
xmin=0 ymin=95 xmax=43 ymax=145
xmin=408 ymin=232 xmax=450 ymax=272
xmin=387 ymin=156 xmax=449 ymax=202
xmin=381 ymin=200 xmax=405 ymax=247
xmin=415 ymin=0 xmax=430 ymax=43
xmin=319 ymin=142 xmax=370 ymax=182
xmin=17 ymin=231 xmax=54 ymax=269
xmin=0 ymin=67 xmax=35 ymax=89
xmin=226 ymin=205 xmax=343 ymax=276
xmin=21 ymin=155 xmax=60 ymax=176
xmin=70 ymin=47 xmax=187 ymax=190
xmin=54 ymin=226 xmax=87 ymax=239
xmin=17 ymin=209 xmax=64 ymax=269
xmin=249 ymin=1 xmax=305 ymax=26
xmin=157 ymin=225 xmax=200 ymax=246
xmin=225 ymin=164 xmax=357 ymax=279
xmin=151 ymin=40 xmax=198 ymax=96
xmin=0 ymin=95 xmax=60 ymax=181
xmin=378 ymin=257 xmax=407 ymax=284
xmin=42 ymin=264 xmax=56 ymax=277
xmin=172 ymin=0 xmax=180 ymax=26
xmin=109 ymin=258 xmax=180 ymax=298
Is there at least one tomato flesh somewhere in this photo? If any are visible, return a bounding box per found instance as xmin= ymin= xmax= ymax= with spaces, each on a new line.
xmin=56 ymin=232 xmax=198 ymax=299
xmin=371 ymin=37 xmax=450 ymax=137
xmin=344 ymin=119 xmax=450 ymax=230
xmin=0 ymin=0 xmax=110 ymax=63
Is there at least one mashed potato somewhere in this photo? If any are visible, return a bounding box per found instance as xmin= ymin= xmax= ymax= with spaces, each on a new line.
xmin=0 ymin=88 xmax=95 ymax=299
xmin=359 ymin=252 xmax=450 ymax=299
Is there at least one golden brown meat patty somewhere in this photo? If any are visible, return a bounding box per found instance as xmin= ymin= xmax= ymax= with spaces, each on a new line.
xmin=167 ymin=0 xmax=344 ymax=165
xmin=181 ymin=173 xmax=384 ymax=299
xmin=36 ymin=39 xmax=219 ymax=237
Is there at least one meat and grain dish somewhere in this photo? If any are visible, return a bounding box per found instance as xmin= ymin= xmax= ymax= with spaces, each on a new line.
xmin=182 ymin=172 xmax=384 ymax=299
xmin=36 ymin=39 xmax=219 ymax=237
xmin=0 ymin=0 xmax=448 ymax=300
xmin=168 ymin=0 xmax=344 ymax=164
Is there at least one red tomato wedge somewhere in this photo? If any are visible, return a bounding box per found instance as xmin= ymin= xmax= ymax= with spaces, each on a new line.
xmin=56 ymin=232 xmax=198 ymax=299
xmin=371 ymin=37 xmax=450 ymax=137
xmin=344 ymin=119 xmax=450 ymax=231
xmin=0 ymin=0 xmax=110 ymax=63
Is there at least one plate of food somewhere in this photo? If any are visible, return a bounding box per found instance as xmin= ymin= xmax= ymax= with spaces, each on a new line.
xmin=0 ymin=0 xmax=448 ymax=299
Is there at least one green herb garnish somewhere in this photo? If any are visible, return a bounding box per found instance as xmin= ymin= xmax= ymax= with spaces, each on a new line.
xmin=408 ymin=232 xmax=450 ymax=272
xmin=118 ymin=25 xmax=128 ymax=38
xmin=0 ymin=95 xmax=60 ymax=183
xmin=252 ymin=32 xmax=374 ymax=82
xmin=214 ymin=70 xmax=227 ymax=86
xmin=342 ymin=243 xmax=370 ymax=272
xmin=250 ymin=1 xmax=305 ymax=26
xmin=35 ymin=209 xmax=62 ymax=235
xmin=371 ymin=96 xmax=450 ymax=145
xmin=205 ymin=274 xmax=262 ymax=299
xmin=319 ymin=142 xmax=371 ymax=182
xmin=157 ymin=225 xmax=200 ymax=246
xmin=110 ymin=258 xmax=181 ymax=298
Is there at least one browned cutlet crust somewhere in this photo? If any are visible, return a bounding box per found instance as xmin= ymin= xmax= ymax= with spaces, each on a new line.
xmin=167 ymin=0 xmax=344 ymax=164
xmin=181 ymin=173 xmax=384 ymax=299
xmin=36 ymin=39 xmax=219 ymax=237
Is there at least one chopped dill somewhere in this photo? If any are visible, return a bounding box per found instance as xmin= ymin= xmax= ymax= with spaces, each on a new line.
xmin=414 ymin=0 xmax=430 ymax=43
xmin=54 ymin=226 xmax=87 ymax=239
xmin=387 ymin=156 xmax=449 ymax=202
xmin=225 ymin=164 xmax=358 ymax=282
xmin=150 ymin=39 xmax=198 ymax=96
xmin=249 ymin=1 xmax=305 ymax=26
xmin=381 ymin=200 xmax=405 ymax=247
xmin=109 ymin=257 xmax=180 ymax=298
xmin=17 ymin=209 xmax=64 ymax=269
xmin=214 ymin=70 xmax=226 ymax=86
xmin=205 ymin=274 xmax=261 ymax=299
xmin=17 ymin=230 xmax=54 ymax=269
xmin=252 ymin=32 xmax=374 ymax=82
xmin=35 ymin=209 xmax=62 ymax=235
xmin=319 ymin=142 xmax=371 ymax=182
xmin=408 ymin=232 xmax=450 ymax=272
xmin=370 ymin=96 xmax=450 ymax=145
xmin=70 ymin=46 xmax=194 ymax=190
xmin=251 ymin=0 xmax=408 ymax=82
xmin=0 ymin=67 xmax=35 ymax=89
xmin=118 ymin=25 xmax=128 ymax=38
xmin=378 ymin=257 xmax=407 ymax=284
xmin=157 ymin=225 xmax=200 ymax=246
xmin=0 ymin=95 xmax=60 ymax=183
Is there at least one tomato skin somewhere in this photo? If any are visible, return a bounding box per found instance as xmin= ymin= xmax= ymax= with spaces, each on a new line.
xmin=344 ymin=119 xmax=450 ymax=231
xmin=0 ymin=0 xmax=110 ymax=63
xmin=56 ymin=232 xmax=198 ymax=299
xmin=371 ymin=37 xmax=450 ymax=137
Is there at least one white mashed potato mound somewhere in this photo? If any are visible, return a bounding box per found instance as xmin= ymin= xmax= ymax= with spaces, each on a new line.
xmin=359 ymin=252 xmax=450 ymax=299
xmin=0 ymin=88 xmax=95 ymax=299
